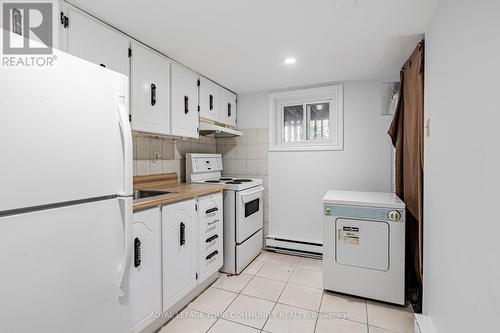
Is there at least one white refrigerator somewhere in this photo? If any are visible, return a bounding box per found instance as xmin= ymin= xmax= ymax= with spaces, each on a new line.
xmin=0 ymin=48 xmax=134 ymax=332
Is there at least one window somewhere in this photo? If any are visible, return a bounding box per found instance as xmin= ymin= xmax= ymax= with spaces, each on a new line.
xmin=283 ymin=105 xmax=304 ymax=142
xmin=269 ymin=85 xmax=343 ymax=151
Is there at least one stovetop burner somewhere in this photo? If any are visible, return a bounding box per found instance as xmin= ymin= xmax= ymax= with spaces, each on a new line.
xmin=204 ymin=178 xmax=256 ymax=186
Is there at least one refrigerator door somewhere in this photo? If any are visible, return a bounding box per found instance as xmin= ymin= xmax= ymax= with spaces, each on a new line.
xmin=0 ymin=49 xmax=133 ymax=213
xmin=0 ymin=198 xmax=131 ymax=333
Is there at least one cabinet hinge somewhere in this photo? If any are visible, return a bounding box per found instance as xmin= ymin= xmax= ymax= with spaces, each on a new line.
xmin=195 ymin=203 xmax=198 ymax=211
xmin=197 ymin=127 xmax=199 ymax=133
xmin=60 ymin=12 xmax=69 ymax=29
xmin=129 ymin=114 xmax=132 ymax=122
xmin=195 ymin=273 xmax=198 ymax=280
xmin=197 ymin=105 xmax=200 ymax=112
xmin=197 ymin=79 xmax=200 ymax=87
xmin=128 ymin=47 xmax=132 ymax=57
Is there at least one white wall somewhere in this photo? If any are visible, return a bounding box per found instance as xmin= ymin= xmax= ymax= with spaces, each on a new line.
xmin=237 ymin=92 xmax=269 ymax=129
xmin=424 ymin=1 xmax=500 ymax=332
xmin=237 ymin=79 xmax=395 ymax=244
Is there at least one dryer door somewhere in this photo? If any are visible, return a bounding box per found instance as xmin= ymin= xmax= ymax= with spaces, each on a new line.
xmin=335 ymin=218 xmax=389 ymax=271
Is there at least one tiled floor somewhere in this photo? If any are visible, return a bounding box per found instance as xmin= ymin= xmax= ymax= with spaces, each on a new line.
xmin=159 ymin=251 xmax=415 ymax=333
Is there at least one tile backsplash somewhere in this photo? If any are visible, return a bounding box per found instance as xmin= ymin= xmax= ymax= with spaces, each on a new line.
xmin=133 ymin=128 xmax=270 ymax=242
xmin=133 ymin=134 xmax=216 ymax=183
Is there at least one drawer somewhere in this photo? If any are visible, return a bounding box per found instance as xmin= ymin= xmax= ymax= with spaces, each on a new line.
xmin=199 ymin=246 xmax=223 ymax=281
xmin=199 ymin=216 xmax=222 ymax=236
xmin=200 ymin=232 xmax=222 ymax=253
xmin=198 ymin=193 xmax=222 ymax=220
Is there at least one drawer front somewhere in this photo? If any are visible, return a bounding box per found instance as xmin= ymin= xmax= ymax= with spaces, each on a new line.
xmin=199 ymin=214 xmax=221 ymax=234
xmin=198 ymin=193 xmax=222 ymax=219
xmin=200 ymin=228 xmax=222 ymax=252
xmin=199 ymin=246 xmax=223 ymax=281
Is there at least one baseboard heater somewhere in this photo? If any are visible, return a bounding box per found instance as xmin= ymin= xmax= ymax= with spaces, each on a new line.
xmin=265 ymin=235 xmax=323 ymax=259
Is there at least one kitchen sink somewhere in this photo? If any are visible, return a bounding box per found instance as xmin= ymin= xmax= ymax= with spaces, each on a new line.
xmin=133 ymin=190 xmax=171 ymax=200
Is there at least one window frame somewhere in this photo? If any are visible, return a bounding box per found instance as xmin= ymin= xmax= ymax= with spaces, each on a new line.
xmin=269 ymin=85 xmax=344 ymax=152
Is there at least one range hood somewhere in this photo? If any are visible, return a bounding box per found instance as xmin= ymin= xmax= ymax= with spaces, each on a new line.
xmin=199 ymin=120 xmax=243 ymax=138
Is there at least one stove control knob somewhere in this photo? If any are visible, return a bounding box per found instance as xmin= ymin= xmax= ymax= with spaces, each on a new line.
xmin=324 ymin=207 xmax=332 ymax=216
xmin=388 ymin=210 xmax=401 ymax=221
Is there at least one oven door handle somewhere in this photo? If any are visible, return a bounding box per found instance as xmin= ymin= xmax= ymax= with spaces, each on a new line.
xmin=239 ymin=186 xmax=264 ymax=204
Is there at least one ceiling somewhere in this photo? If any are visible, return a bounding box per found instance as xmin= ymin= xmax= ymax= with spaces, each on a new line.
xmin=68 ymin=0 xmax=439 ymax=94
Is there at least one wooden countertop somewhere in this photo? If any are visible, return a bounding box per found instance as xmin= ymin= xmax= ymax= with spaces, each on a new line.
xmin=132 ymin=173 xmax=224 ymax=212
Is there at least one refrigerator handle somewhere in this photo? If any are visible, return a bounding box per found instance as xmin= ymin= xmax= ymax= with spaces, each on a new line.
xmin=118 ymin=197 xmax=133 ymax=301
xmin=117 ymin=95 xmax=133 ymax=196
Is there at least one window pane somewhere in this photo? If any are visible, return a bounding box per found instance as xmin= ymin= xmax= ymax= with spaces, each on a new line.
xmin=306 ymin=102 xmax=330 ymax=140
xmin=283 ymin=105 xmax=304 ymax=142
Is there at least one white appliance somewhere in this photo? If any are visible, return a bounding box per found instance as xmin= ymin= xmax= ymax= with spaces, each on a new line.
xmin=0 ymin=48 xmax=133 ymax=332
xmin=323 ymin=191 xmax=406 ymax=305
xmin=186 ymin=153 xmax=264 ymax=274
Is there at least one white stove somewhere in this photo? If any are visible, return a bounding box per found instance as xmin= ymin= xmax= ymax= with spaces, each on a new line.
xmin=187 ymin=153 xmax=264 ymax=274
xmin=186 ymin=154 xmax=262 ymax=190
xmin=199 ymin=177 xmax=263 ymax=190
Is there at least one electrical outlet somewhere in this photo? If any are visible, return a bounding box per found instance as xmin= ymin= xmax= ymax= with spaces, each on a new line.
xmin=153 ymin=151 xmax=162 ymax=163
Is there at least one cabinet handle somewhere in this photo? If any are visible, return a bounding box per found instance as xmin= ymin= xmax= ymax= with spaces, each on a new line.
xmin=180 ymin=222 xmax=186 ymax=246
xmin=228 ymin=103 xmax=232 ymax=117
xmin=205 ymin=207 xmax=219 ymax=215
xmin=184 ymin=96 xmax=189 ymax=114
xmin=206 ymin=250 xmax=219 ymax=260
xmin=100 ymin=63 xmax=106 ymax=68
xmin=206 ymin=234 xmax=219 ymax=243
xmin=207 ymin=219 xmax=219 ymax=226
xmin=151 ymin=83 xmax=157 ymax=106
xmin=134 ymin=237 xmax=142 ymax=268
xmin=209 ymin=94 xmax=213 ymax=110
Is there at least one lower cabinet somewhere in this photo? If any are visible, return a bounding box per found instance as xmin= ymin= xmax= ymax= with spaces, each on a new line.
xmin=162 ymin=199 xmax=198 ymax=312
xmin=129 ymin=207 xmax=162 ymax=332
xmin=129 ymin=193 xmax=223 ymax=332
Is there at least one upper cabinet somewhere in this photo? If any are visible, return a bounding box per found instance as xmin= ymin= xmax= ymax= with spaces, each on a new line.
xmin=61 ymin=4 xmax=237 ymax=138
xmin=130 ymin=42 xmax=171 ymax=135
xmin=199 ymin=77 xmax=220 ymax=122
xmin=64 ymin=7 xmax=129 ymax=76
xmin=170 ymin=64 xmax=199 ymax=138
xmin=219 ymin=87 xmax=237 ymax=127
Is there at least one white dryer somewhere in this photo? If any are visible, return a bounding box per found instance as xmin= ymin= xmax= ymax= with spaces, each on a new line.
xmin=322 ymin=191 xmax=406 ymax=305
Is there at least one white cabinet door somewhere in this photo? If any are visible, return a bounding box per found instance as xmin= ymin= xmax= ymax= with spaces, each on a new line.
xmin=171 ymin=63 xmax=199 ymax=138
xmin=131 ymin=42 xmax=171 ymax=135
xmin=162 ymin=199 xmax=198 ymax=312
xmin=66 ymin=7 xmax=129 ymax=76
xmin=129 ymin=207 xmax=162 ymax=332
xmin=219 ymin=87 xmax=237 ymax=127
xmin=199 ymin=77 xmax=220 ymax=122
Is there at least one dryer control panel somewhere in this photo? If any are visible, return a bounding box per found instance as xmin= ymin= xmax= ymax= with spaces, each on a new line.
xmin=324 ymin=205 xmax=405 ymax=223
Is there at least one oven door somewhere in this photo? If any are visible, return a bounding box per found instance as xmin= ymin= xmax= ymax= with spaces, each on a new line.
xmin=235 ymin=186 xmax=264 ymax=243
